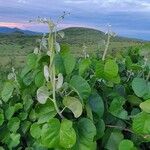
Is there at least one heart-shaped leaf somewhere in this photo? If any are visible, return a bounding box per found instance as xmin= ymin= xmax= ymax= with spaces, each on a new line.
xmin=63 ymin=96 xmax=82 ymax=118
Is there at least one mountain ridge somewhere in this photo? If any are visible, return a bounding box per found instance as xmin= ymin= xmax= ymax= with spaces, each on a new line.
xmin=0 ymin=26 xmax=42 ymax=35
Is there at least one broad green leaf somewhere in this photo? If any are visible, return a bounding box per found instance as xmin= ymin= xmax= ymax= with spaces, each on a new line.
xmin=21 ymin=121 xmax=31 ymax=134
xmin=30 ymin=123 xmax=41 ymax=139
xmin=70 ymin=75 xmax=91 ymax=100
xmin=132 ymin=78 xmax=148 ymax=98
xmin=132 ymin=112 xmax=150 ymax=138
xmin=72 ymin=118 xmax=96 ymax=150
xmin=1 ymin=82 xmax=14 ymax=102
xmin=22 ymin=94 xmax=33 ymax=111
xmin=119 ymin=140 xmax=136 ymax=150
xmin=20 ymin=66 xmax=31 ymax=78
xmin=88 ymin=92 xmax=104 ymax=118
xmin=104 ymin=59 xmax=118 ymax=78
xmin=95 ymin=60 xmax=104 ymax=78
xmin=54 ymin=54 xmax=65 ymax=75
xmin=23 ymin=71 xmax=34 ymax=86
xmin=35 ymin=101 xmax=56 ymax=124
xmin=143 ymin=82 xmax=150 ymax=100
xmin=0 ymin=112 xmax=4 ymax=126
xmin=19 ymin=112 xmax=28 ymax=121
xmin=35 ymin=72 xmax=44 ymax=87
xmin=27 ymin=53 xmax=37 ymax=69
xmin=109 ymin=97 xmax=128 ymax=120
xmin=7 ymin=117 xmax=20 ymax=132
xmin=14 ymin=103 xmax=23 ymax=112
xmin=8 ymin=133 xmax=20 ymax=149
xmin=37 ymin=86 xmax=49 ymax=104
xmin=79 ymin=59 xmax=91 ymax=76
xmin=40 ymin=118 xmax=76 ymax=149
xmin=59 ymin=119 xmax=76 ymax=148
xmin=5 ymin=106 xmax=15 ymax=120
xmin=62 ymin=51 xmax=76 ymax=75
xmin=95 ymin=119 xmax=105 ymax=140
xmin=41 ymin=118 xmax=60 ymax=148
xmin=0 ymin=147 xmax=4 ymax=150
xmin=127 ymin=95 xmax=142 ymax=106
xmin=140 ymin=99 xmax=150 ymax=113
xmin=104 ymin=131 xmax=124 ymax=150
xmin=63 ymin=96 xmax=82 ymax=118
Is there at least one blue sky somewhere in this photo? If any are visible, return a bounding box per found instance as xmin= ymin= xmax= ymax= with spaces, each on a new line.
xmin=0 ymin=0 xmax=150 ymax=40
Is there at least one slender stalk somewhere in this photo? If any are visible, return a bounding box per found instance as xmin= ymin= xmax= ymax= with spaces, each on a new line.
xmin=48 ymin=24 xmax=64 ymax=119
xmin=102 ymin=33 xmax=111 ymax=61
xmin=106 ymin=125 xmax=134 ymax=134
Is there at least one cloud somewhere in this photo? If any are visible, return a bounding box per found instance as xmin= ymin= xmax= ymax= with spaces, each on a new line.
xmin=17 ymin=0 xmax=28 ymax=4
xmin=0 ymin=0 xmax=149 ymax=40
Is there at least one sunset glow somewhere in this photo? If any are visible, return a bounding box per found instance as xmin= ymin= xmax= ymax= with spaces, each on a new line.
xmin=0 ymin=0 xmax=150 ymax=39
xmin=0 ymin=22 xmax=26 ymax=28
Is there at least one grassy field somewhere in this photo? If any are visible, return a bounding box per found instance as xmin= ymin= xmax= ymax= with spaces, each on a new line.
xmin=0 ymin=27 xmax=149 ymax=88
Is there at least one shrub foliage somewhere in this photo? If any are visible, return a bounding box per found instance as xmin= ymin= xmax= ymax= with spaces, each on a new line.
xmin=0 ymin=18 xmax=150 ymax=150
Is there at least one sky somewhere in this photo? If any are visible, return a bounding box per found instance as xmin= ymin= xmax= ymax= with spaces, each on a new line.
xmin=0 ymin=0 xmax=150 ymax=40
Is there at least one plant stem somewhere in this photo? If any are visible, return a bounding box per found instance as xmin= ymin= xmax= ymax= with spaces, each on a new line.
xmin=48 ymin=25 xmax=64 ymax=119
xmin=106 ymin=125 xmax=134 ymax=134
xmin=102 ymin=33 xmax=111 ymax=61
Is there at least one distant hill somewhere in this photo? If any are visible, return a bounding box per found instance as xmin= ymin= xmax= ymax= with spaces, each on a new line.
xmin=58 ymin=27 xmax=143 ymax=46
xmin=0 ymin=27 xmax=41 ymax=35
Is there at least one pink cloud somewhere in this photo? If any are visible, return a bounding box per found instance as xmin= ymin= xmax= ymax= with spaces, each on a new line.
xmin=0 ymin=22 xmax=30 ymax=29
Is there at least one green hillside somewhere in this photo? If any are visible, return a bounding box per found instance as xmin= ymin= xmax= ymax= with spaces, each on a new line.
xmin=0 ymin=27 xmax=147 ymax=75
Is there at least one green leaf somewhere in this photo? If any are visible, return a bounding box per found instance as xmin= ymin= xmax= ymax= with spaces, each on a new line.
xmin=23 ymin=71 xmax=34 ymax=86
xmin=59 ymin=119 xmax=76 ymax=148
xmin=35 ymin=72 xmax=44 ymax=87
xmin=14 ymin=103 xmax=23 ymax=112
xmin=63 ymin=96 xmax=82 ymax=118
xmin=5 ymin=106 xmax=15 ymax=120
xmin=54 ymin=53 xmax=65 ymax=75
xmin=40 ymin=118 xmax=60 ymax=148
xmin=88 ymin=92 xmax=104 ymax=118
xmin=140 ymin=99 xmax=150 ymax=113
xmin=0 ymin=112 xmax=4 ymax=126
xmin=72 ymin=118 xmax=96 ymax=150
xmin=20 ymin=66 xmax=31 ymax=78
xmin=109 ymin=97 xmax=128 ymax=120
xmin=70 ymin=75 xmax=91 ymax=100
xmin=132 ymin=78 xmax=148 ymax=98
xmin=21 ymin=121 xmax=31 ymax=134
xmin=40 ymin=118 xmax=76 ymax=149
xmin=95 ymin=60 xmax=104 ymax=78
xmin=95 ymin=119 xmax=105 ymax=140
xmin=1 ymin=82 xmax=14 ymax=102
xmin=30 ymin=123 xmax=41 ymax=139
xmin=8 ymin=133 xmax=20 ymax=149
xmin=132 ymin=112 xmax=150 ymax=138
xmin=37 ymin=86 xmax=49 ymax=104
xmin=104 ymin=131 xmax=124 ymax=150
xmin=22 ymin=94 xmax=33 ymax=111
xmin=119 ymin=140 xmax=136 ymax=150
xmin=104 ymin=59 xmax=118 ymax=78
xmin=127 ymin=95 xmax=142 ymax=106
xmin=35 ymin=101 xmax=56 ymax=124
xmin=62 ymin=51 xmax=76 ymax=75
xmin=0 ymin=146 xmax=4 ymax=150
xmin=27 ymin=53 xmax=38 ymax=69
xmin=7 ymin=117 xmax=20 ymax=132
xmin=79 ymin=59 xmax=91 ymax=76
